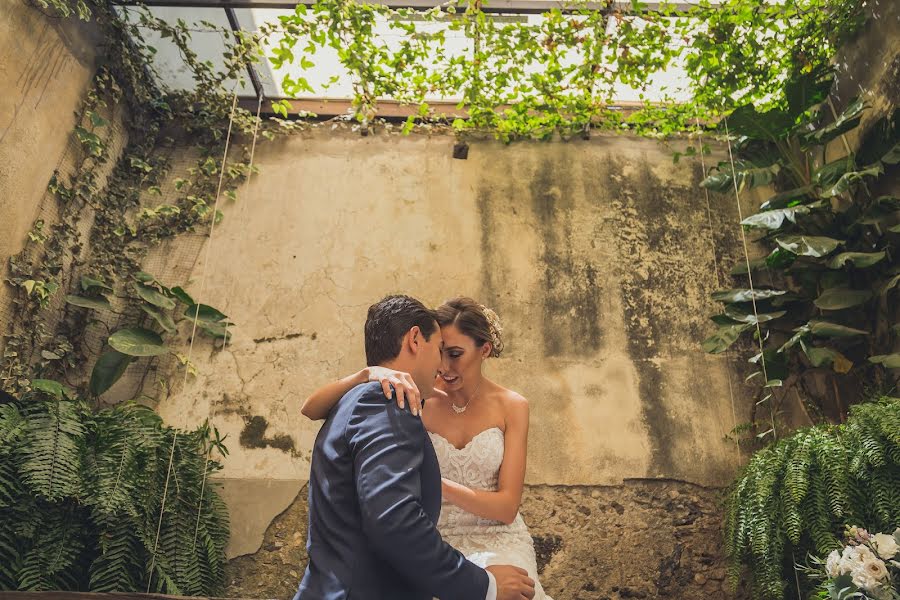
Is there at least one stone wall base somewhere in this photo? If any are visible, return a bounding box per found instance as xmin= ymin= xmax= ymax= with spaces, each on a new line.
xmin=225 ymin=480 xmax=747 ymax=600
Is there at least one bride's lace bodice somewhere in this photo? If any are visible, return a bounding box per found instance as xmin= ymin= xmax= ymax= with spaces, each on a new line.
xmin=428 ymin=426 xmax=553 ymax=600
xmin=428 ymin=427 xmax=527 ymax=534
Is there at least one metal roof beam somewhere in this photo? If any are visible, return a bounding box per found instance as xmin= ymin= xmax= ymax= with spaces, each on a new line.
xmin=237 ymin=96 xmax=661 ymax=118
xmin=224 ymin=6 xmax=264 ymax=99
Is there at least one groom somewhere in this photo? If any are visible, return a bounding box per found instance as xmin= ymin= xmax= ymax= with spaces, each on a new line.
xmin=294 ymin=295 xmax=535 ymax=600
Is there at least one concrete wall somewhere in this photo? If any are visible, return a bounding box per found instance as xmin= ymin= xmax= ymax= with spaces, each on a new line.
xmin=832 ymin=0 xmax=900 ymax=138
xmin=0 ymin=2 xmax=105 ymax=347
xmin=135 ymin=127 xmax=756 ymax=598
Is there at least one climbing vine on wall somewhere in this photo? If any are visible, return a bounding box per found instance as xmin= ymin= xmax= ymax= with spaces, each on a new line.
xmin=3 ymin=0 xmax=304 ymax=399
xmin=262 ymin=0 xmax=867 ymax=139
xmin=2 ymin=0 xmax=300 ymax=592
xmin=8 ymin=0 xmax=869 ymax=402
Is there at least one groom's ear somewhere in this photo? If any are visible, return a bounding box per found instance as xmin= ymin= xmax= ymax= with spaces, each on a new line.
xmin=405 ymin=326 xmax=421 ymax=355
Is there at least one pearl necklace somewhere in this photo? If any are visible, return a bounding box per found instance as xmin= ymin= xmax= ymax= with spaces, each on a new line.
xmin=451 ymin=381 xmax=481 ymax=414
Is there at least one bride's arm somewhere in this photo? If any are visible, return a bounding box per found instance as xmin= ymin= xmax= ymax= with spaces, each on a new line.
xmin=300 ymin=367 xmax=423 ymax=420
xmin=440 ymin=395 xmax=528 ymax=525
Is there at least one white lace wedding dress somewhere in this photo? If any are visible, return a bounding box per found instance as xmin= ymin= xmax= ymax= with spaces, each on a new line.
xmin=429 ymin=427 xmax=553 ymax=600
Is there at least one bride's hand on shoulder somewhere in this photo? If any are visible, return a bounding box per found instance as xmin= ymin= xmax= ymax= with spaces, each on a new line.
xmin=366 ymin=366 xmax=423 ymax=416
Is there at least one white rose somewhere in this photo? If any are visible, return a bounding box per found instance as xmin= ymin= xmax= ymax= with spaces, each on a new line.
xmin=840 ymin=544 xmax=874 ymax=573
xmin=839 ymin=545 xmax=858 ymax=574
xmin=850 ymin=556 xmax=889 ymax=591
xmin=872 ymin=533 xmax=900 ymax=560
xmin=854 ymin=545 xmax=876 ymax=562
xmin=825 ymin=549 xmax=842 ymax=578
xmin=863 ymin=556 xmax=889 ymax=581
xmin=851 ymin=566 xmax=880 ymax=591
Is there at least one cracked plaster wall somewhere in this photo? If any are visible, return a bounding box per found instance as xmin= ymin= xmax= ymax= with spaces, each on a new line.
xmin=138 ymin=128 xmax=760 ymax=568
xmin=0 ymin=2 xmax=113 ymax=358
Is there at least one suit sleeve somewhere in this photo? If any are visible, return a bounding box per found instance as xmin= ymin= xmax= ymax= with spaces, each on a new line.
xmin=347 ymin=389 xmax=489 ymax=600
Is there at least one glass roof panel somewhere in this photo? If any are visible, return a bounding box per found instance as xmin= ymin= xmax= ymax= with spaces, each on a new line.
xmin=118 ymin=6 xmax=253 ymax=95
xmin=237 ymin=8 xmax=356 ymax=98
xmin=121 ymin=3 xmax=709 ymax=105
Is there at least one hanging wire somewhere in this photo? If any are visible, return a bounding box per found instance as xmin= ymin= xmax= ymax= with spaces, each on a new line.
xmin=192 ymin=92 xmax=265 ymax=550
xmin=792 ymin=548 xmax=804 ymax=600
xmin=147 ymin=89 xmax=241 ymax=592
xmin=695 ymin=117 xmax=742 ymax=461
xmin=723 ymin=115 xmax=777 ymax=444
xmin=720 ymin=110 xmax=802 ymax=599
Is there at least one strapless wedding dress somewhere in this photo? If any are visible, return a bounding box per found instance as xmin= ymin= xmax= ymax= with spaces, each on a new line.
xmin=429 ymin=427 xmax=553 ymax=600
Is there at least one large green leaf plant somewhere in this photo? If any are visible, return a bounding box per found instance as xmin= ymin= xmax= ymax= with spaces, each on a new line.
xmin=64 ymin=273 xmax=232 ymax=398
xmin=702 ymin=69 xmax=899 ymax=430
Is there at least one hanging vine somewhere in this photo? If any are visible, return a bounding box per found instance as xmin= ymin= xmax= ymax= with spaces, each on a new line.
xmin=2 ymin=0 xmax=298 ymax=592
xmin=263 ymin=0 xmax=868 ymax=138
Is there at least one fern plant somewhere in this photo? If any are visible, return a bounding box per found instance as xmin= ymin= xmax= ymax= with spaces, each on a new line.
xmin=0 ymin=383 xmax=229 ymax=593
xmin=725 ymin=396 xmax=900 ymax=599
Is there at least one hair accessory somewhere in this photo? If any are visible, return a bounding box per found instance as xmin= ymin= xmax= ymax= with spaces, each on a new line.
xmin=479 ymin=304 xmax=504 ymax=358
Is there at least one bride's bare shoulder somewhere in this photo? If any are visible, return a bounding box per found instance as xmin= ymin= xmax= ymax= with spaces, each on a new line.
xmin=493 ymin=385 xmax=528 ymax=412
xmin=495 ymin=388 xmax=528 ymax=435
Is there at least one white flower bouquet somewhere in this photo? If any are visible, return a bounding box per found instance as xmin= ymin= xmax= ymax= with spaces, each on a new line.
xmin=814 ymin=526 xmax=900 ymax=600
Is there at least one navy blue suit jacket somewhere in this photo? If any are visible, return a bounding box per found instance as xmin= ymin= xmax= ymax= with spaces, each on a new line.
xmin=294 ymin=382 xmax=489 ymax=600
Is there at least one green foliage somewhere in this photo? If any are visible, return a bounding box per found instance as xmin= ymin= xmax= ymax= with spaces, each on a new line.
xmin=702 ymin=69 xmax=899 ymax=426
xmin=23 ymin=0 xmax=869 ymax=142
xmin=0 ymin=391 xmax=229 ymax=593
xmin=725 ymin=397 xmax=900 ymax=599
xmin=1 ymin=0 xmax=268 ymax=593
xmin=258 ymin=0 xmax=868 ymax=140
xmin=0 ymin=0 xmax=882 ymax=593
xmin=0 ymin=0 xmax=303 ymax=397
xmin=33 ymin=0 xmax=91 ymax=20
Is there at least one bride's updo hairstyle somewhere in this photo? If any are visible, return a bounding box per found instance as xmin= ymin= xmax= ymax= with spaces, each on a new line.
xmin=435 ymin=297 xmax=504 ymax=358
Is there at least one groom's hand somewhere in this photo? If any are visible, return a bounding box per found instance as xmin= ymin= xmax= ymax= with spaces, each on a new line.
xmin=486 ymin=565 xmax=535 ymax=600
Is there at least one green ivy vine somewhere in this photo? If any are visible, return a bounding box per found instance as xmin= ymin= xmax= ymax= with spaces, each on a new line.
xmin=2 ymin=0 xmax=299 ymax=592
xmin=262 ymin=0 xmax=868 ymax=139
xmin=3 ymin=0 xmax=304 ymax=399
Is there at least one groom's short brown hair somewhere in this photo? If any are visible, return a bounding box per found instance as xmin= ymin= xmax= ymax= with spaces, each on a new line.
xmin=364 ymin=295 xmax=438 ymax=366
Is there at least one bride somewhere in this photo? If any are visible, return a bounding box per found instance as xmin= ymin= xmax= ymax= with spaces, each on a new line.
xmin=301 ymin=297 xmax=553 ymax=600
